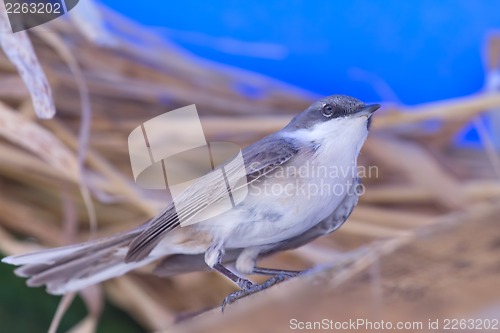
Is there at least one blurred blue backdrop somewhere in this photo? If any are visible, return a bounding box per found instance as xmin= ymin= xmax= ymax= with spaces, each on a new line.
xmin=99 ymin=0 xmax=500 ymax=145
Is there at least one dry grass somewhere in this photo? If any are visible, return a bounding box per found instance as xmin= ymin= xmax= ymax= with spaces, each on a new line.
xmin=0 ymin=4 xmax=500 ymax=333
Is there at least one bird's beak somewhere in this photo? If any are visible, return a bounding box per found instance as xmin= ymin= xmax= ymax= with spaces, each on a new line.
xmin=356 ymin=104 xmax=381 ymax=117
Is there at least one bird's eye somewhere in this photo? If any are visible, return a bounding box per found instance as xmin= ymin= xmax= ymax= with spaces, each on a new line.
xmin=322 ymin=104 xmax=334 ymax=117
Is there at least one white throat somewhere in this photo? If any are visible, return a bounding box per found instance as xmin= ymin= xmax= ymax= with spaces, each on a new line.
xmin=286 ymin=116 xmax=370 ymax=162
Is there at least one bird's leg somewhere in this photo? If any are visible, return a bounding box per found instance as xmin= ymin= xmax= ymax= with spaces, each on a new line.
xmin=208 ymin=245 xmax=299 ymax=311
xmin=212 ymin=263 xmax=254 ymax=290
xmin=212 ymin=262 xmax=262 ymax=312
xmin=206 ymin=242 xmax=254 ymax=290
xmin=252 ymin=266 xmax=302 ymax=277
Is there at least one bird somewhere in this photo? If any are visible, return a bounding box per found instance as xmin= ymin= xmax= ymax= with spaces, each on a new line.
xmin=2 ymin=94 xmax=380 ymax=308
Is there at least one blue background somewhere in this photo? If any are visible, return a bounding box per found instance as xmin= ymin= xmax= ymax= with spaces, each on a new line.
xmin=99 ymin=0 xmax=499 ymax=104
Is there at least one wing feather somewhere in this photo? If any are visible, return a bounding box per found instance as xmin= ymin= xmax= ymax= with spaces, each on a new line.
xmin=125 ymin=135 xmax=298 ymax=262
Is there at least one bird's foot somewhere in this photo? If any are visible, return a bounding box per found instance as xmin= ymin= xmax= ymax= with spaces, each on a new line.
xmin=221 ymin=272 xmax=292 ymax=312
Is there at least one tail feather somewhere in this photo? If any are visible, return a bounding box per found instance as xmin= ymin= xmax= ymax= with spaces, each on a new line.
xmin=2 ymin=228 xmax=153 ymax=295
xmin=25 ymin=248 xmax=118 ymax=287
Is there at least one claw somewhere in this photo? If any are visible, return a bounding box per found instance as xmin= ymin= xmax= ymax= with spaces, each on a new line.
xmin=221 ymin=289 xmax=246 ymax=312
xmin=220 ymin=273 xmax=292 ymax=312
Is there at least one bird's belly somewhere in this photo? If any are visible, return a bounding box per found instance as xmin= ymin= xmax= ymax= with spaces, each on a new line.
xmin=221 ymin=173 xmax=353 ymax=248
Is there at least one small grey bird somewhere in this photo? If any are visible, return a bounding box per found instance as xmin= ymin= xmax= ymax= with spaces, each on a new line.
xmin=2 ymin=95 xmax=379 ymax=307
